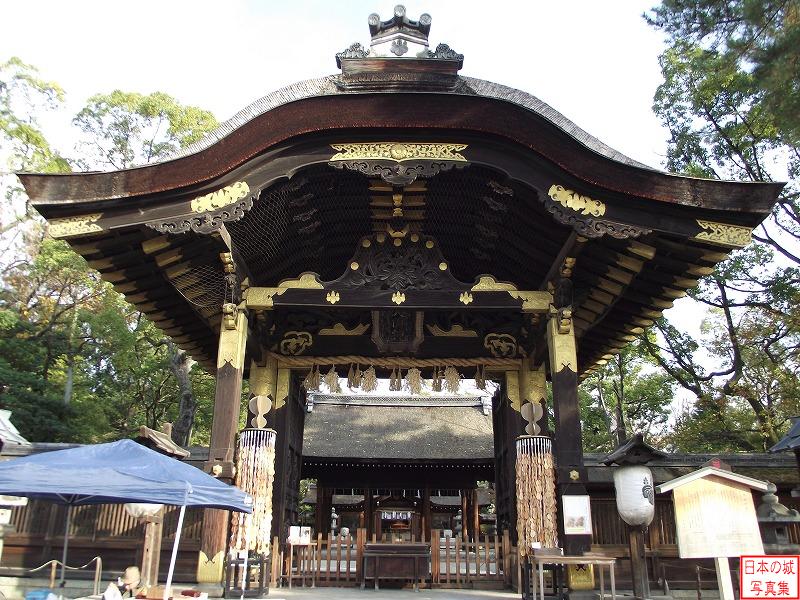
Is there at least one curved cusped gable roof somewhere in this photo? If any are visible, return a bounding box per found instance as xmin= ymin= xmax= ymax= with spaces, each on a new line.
xmin=21 ymin=74 xmax=781 ymax=218
xmin=16 ymin=15 xmax=785 ymax=375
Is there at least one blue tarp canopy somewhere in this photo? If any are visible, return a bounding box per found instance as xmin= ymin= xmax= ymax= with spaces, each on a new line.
xmin=0 ymin=438 xmax=252 ymax=512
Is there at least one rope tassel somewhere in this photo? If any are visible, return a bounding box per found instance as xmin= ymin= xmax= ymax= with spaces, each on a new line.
xmin=443 ymin=365 xmax=461 ymax=393
xmin=405 ymin=367 xmax=422 ymax=395
xmin=432 ymin=366 xmax=442 ymax=392
xmin=324 ymin=365 xmax=340 ymax=393
xmin=302 ymin=364 xmax=320 ymax=391
xmin=362 ymin=365 xmax=378 ymax=392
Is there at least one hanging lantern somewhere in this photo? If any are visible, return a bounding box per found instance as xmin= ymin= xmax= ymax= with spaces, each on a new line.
xmin=612 ymin=465 xmax=655 ymax=527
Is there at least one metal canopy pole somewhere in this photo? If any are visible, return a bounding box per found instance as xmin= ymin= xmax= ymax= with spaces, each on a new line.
xmin=164 ymin=505 xmax=187 ymax=600
xmin=59 ymin=504 xmax=73 ymax=588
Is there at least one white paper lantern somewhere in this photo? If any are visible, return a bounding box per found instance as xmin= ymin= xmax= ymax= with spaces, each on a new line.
xmin=613 ymin=465 xmax=655 ymax=526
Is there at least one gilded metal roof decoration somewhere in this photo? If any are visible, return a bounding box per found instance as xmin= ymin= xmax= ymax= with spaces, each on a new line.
xmin=548 ymin=185 xmax=606 ymax=217
xmin=329 ymin=142 xmax=469 ymax=185
xmin=426 ymin=324 xmax=478 ymax=338
xmin=276 ymin=273 xmax=324 ymax=290
xmin=318 ymin=323 xmax=370 ymax=336
xmin=694 ymin=219 xmax=752 ymax=248
xmin=146 ymin=194 xmax=254 ymax=234
xmin=279 ymin=331 xmax=313 ymax=356
xmin=244 ymin=287 xmax=286 ymax=309
xmin=508 ymin=291 xmax=551 ymax=312
xmin=543 ymin=184 xmax=650 ymax=239
xmin=190 ymin=181 xmax=250 ymax=213
xmin=49 ymin=213 xmax=103 ymax=238
xmin=471 ymin=275 xmax=518 ymax=292
xmin=484 ymin=333 xmax=518 ymax=358
xmin=331 ymin=142 xmax=467 ymax=162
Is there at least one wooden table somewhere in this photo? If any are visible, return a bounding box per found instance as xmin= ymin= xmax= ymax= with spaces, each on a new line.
xmin=361 ymin=543 xmax=430 ymax=592
xmin=531 ymin=555 xmax=616 ymax=600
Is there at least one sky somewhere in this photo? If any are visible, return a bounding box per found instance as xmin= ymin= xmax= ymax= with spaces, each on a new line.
xmin=2 ymin=0 xmax=670 ymax=168
xmin=0 ymin=0 xmax=709 ymax=345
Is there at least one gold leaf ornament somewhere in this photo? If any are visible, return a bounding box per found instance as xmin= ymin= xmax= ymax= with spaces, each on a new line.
xmin=547 ymin=184 xmax=605 ymax=217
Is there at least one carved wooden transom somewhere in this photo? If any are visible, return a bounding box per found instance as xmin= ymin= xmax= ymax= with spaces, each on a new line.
xmin=330 ymin=233 xmax=469 ymax=291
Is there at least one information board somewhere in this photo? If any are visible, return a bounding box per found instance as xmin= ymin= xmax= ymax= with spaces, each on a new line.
xmin=673 ymin=475 xmax=764 ymax=558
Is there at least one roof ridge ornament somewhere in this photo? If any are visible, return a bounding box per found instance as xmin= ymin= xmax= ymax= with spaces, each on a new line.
xmin=335 ymin=6 xmax=464 ymax=91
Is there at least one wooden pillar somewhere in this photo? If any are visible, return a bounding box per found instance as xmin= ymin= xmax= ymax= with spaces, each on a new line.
xmin=321 ymin=486 xmax=333 ymax=534
xmin=495 ymin=376 xmax=525 ymax=542
xmin=140 ymin=510 xmax=163 ymax=587
xmin=314 ymin=484 xmax=325 ymax=535
xmin=546 ymin=305 xmax=591 ymax=555
xmin=266 ymin=367 xmax=303 ymax=545
xmin=198 ymin=303 xmax=248 ymax=583
xmin=460 ymin=490 xmax=468 ymax=542
xmin=629 ymin=526 xmax=651 ymax=598
xmin=422 ymin=487 xmax=431 ymax=542
xmin=364 ymin=488 xmax=373 ymax=539
xmin=471 ymin=488 xmax=480 ymax=541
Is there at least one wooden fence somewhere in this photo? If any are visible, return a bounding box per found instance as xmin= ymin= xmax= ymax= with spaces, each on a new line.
xmin=5 ymin=495 xmax=798 ymax=589
xmin=3 ymin=500 xmax=203 ymax=581
xmin=270 ymin=528 xmax=519 ymax=589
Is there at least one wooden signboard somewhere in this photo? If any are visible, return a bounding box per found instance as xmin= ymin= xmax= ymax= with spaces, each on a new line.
xmin=672 ymin=475 xmax=764 ymax=559
xmin=658 ymin=466 xmax=769 ymax=600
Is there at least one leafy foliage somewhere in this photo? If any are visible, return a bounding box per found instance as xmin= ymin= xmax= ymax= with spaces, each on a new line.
xmin=642 ymin=0 xmax=800 ymax=450
xmin=0 ymin=58 xmax=220 ymax=445
xmin=73 ymin=91 xmax=217 ymax=169
xmin=580 ymin=340 xmax=675 ymax=452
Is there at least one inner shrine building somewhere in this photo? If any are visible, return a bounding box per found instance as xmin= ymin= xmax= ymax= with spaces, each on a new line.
xmin=19 ymin=5 xmax=783 ymax=584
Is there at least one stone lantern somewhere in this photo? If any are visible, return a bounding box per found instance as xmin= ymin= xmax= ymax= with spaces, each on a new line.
xmin=757 ymin=482 xmax=800 ymax=554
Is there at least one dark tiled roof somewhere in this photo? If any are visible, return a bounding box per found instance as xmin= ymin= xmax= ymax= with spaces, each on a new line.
xmin=771 ymin=417 xmax=800 ymax=453
xmin=585 ymin=452 xmax=799 ymax=486
xmin=303 ymin=404 xmax=493 ymax=460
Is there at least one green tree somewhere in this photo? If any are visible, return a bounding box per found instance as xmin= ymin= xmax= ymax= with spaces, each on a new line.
xmin=0 ymin=237 xmax=104 ymax=440
xmin=73 ymin=91 xmax=217 ymax=169
xmin=580 ymin=340 xmax=675 ymax=452
xmin=0 ymin=57 xmax=70 ymax=240
xmin=643 ymin=0 xmax=800 ymax=449
xmin=68 ymin=89 xmax=219 ymax=444
xmin=1 ymin=60 xmax=221 ymax=444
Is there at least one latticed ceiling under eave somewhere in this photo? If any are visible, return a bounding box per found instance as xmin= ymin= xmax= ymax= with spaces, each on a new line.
xmin=57 ymin=159 xmax=754 ymax=376
xmin=226 ymin=163 xmax=571 ymax=290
